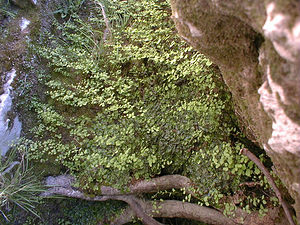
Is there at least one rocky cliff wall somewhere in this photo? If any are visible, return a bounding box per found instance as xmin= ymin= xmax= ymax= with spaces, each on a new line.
xmin=170 ymin=0 xmax=300 ymax=221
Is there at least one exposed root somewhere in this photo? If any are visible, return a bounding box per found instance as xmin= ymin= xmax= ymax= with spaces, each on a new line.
xmin=241 ymin=148 xmax=296 ymax=225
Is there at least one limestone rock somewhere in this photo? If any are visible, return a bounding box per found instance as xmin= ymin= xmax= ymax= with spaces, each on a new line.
xmin=170 ymin=0 xmax=300 ymax=220
xmin=45 ymin=175 xmax=75 ymax=188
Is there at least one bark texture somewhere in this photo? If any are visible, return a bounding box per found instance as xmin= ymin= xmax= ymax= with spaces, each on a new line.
xmin=169 ymin=0 xmax=300 ymax=221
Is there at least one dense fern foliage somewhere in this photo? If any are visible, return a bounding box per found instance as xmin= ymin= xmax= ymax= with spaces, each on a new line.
xmin=18 ymin=0 xmax=273 ymax=213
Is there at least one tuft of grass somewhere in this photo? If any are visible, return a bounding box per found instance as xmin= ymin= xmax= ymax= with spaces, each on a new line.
xmin=0 ymin=148 xmax=45 ymax=222
xmin=0 ymin=0 xmax=16 ymax=18
xmin=53 ymin=0 xmax=86 ymax=18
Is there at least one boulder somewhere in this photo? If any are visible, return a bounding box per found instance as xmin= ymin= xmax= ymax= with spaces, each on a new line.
xmin=170 ymin=0 xmax=300 ymax=220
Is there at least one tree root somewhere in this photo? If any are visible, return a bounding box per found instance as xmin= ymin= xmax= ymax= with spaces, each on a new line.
xmin=240 ymin=148 xmax=296 ymax=225
xmin=100 ymin=174 xmax=195 ymax=197
xmin=42 ymin=174 xmax=238 ymax=225
xmin=111 ymin=200 xmax=238 ymax=225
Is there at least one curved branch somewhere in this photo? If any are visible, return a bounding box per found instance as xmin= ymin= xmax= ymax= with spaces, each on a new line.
xmin=109 ymin=206 xmax=135 ymax=225
xmin=43 ymin=175 xmax=162 ymax=224
xmin=104 ymin=195 xmax=163 ymax=225
xmin=101 ymin=175 xmax=195 ymax=196
xmin=42 ymin=175 xmax=237 ymax=225
xmin=149 ymin=200 xmax=238 ymax=225
xmin=41 ymin=186 xmax=102 ymax=200
xmin=44 ymin=174 xmax=194 ymax=197
xmin=43 ymin=186 xmax=162 ymax=225
xmin=240 ymin=148 xmax=295 ymax=225
xmin=111 ymin=200 xmax=239 ymax=225
xmin=44 ymin=185 xmax=237 ymax=225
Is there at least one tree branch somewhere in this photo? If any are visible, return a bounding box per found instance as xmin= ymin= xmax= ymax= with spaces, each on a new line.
xmin=240 ymin=148 xmax=295 ymax=225
xmin=111 ymin=200 xmax=238 ymax=225
xmin=108 ymin=206 xmax=134 ymax=225
xmin=43 ymin=186 xmax=162 ymax=224
xmin=152 ymin=200 xmax=238 ymax=225
xmin=44 ymin=174 xmax=194 ymax=196
xmin=43 ymin=175 xmax=163 ymax=224
xmin=104 ymin=195 xmax=163 ymax=225
xmin=101 ymin=175 xmax=194 ymax=196
xmin=42 ymin=175 xmax=237 ymax=225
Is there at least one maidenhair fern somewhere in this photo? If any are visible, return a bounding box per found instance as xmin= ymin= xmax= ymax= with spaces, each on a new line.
xmin=18 ymin=0 xmax=275 ymax=213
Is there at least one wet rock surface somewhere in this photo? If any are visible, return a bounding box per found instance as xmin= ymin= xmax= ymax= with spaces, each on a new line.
xmin=170 ymin=0 xmax=300 ymax=220
xmin=0 ymin=2 xmax=38 ymax=156
xmin=0 ymin=69 xmax=22 ymax=156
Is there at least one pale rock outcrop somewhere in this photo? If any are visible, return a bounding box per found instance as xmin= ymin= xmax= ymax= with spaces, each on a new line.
xmin=170 ymin=0 xmax=300 ymax=220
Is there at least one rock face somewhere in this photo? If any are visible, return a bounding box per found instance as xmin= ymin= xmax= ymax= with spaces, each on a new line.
xmin=170 ymin=0 xmax=300 ymax=221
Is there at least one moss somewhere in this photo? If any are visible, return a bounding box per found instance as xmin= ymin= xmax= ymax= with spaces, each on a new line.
xmin=30 ymin=160 xmax=63 ymax=177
